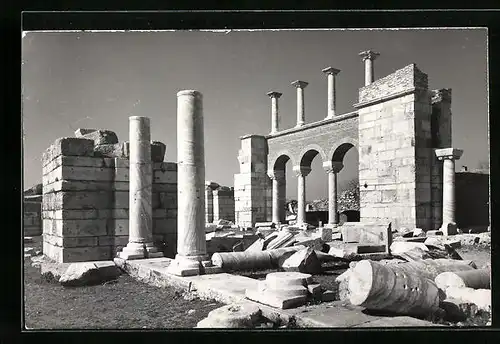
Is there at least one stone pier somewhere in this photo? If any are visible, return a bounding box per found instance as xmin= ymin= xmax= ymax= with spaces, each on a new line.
xmin=323 ymin=161 xmax=343 ymax=227
xmin=268 ymin=169 xmax=286 ymax=224
xmin=435 ymin=148 xmax=463 ymax=235
xmin=322 ymin=67 xmax=341 ymax=119
xmin=291 ymin=80 xmax=308 ymax=127
xmin=118 ymin=116 xmax=162 ymax=260
xmin=359 ymin=50 xmax=380 ymax=86
xmin=167 ymin=90 xmax=214 ymax=276
xmin=267 ymin=91 xmax=282 ymax=135
xmin=293 ymin=166 xmax=311 ymax=226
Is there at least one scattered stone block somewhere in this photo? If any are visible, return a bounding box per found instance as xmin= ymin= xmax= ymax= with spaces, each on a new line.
xmin=424 ymin=237 xmax=446 ymax=250
xmin=196 ymin=303 xmax=262 ymax=328
xmin=245 ymin=238 xmax=265 ymax=252
xmin=441 ymin=222 xmax=458 ymax=236
xmin=255 ymin=222 xmax=276 ymax=229
xmin=426 ymin=230 xmax=444 ymax=236
xmin=398 ymin=227 xmax=413 ymax=237
xmin=444 ymin=238 xmax=461 ymax=249
xmin=393 ymin=247 xmax=431 ymax=262
xmin=267 ymin=231 xmax=295 ymax=250
xmin=293 ymin=236 xmax=323 ymax=250
xmin=59 ymin=261 xmax=122 ymax=287
xmin=321 ymin=290 xmax=337 ymax=302
xmin=93 ymin=143 xmax=128 ymax=158
xmin=307 ymin=283 xmax=323 ymax=297
xmin=439 ymin=298 xmax=479 ymax=322
xmin=404 ymin=237 xmax=427 ymax=243
xmin=356 ymin=244 xmax=386 ymax=254
xmin=281 ymin=247 xmax=322 ymax=274
xmin=443 ymin=287 xmax=491 ymax=311
xmin=390 ymin=241 xmax=429 ymax=255
xmin=413 ymin=228 xmax=425 ymax=237
xmin=81 ymin=129 xmax=119 ymax=146
xmin=151 ymin=141 xmax=166 ymax=162
xmin=74 ymin=128 xmax=97 ymax=137
xmin=318 ymin=227 xmax=333 ymax=242
xmin=43 ymin=138 xmax=95 ymax=165
xmin=232 ymin=241 xmax=245 ymax=252
xmin=245 ymin=288 xmax=308 ymax=310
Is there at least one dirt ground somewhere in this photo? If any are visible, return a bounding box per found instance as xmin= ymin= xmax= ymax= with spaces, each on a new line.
xmin=23 ymin=247 xmax=224 ymax=329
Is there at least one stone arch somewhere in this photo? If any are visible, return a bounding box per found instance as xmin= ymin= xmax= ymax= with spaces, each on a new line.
xmin=270 ymin=151 xmax=296 ymax=171
xmin=328 ymin=137 xmax=358 ymax=163
xmin=297 ymin=144 xmax=328 ymax=168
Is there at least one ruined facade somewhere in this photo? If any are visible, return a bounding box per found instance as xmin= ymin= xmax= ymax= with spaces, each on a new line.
xmin=234 ymin=52 xmax=457 ymax=231
xmin=41 ymin=133 xmax=177 ymax=263
xmin=205 ymin=181 xmax=235 ymax=223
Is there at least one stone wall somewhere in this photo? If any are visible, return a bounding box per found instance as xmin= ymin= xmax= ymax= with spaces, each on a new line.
xmin=456 ymin=172 xmax=490 ymax=228
xmin=234 ymin=135 xmax=271 ymax=227
xmin=213 ymin=187 xmax=235 ymax=223
xmin=24 ymin=195 xmax=42 ymax=237
xmin=355 ymin=64 xmax=434 ymax=230
xmin=41 ymin=133 xmax=177 ymax=263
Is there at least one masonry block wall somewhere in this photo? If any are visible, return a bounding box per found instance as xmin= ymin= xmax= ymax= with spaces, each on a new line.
xmin=41 ymin=134 xmax=177 ymax=263
xmin=24 ymin=195 xmax=42 ymax=237
xmin=430 ymin=89 xmax=452 ymax=230
xmin=355 ymin=64 xmax=435 ymax=230
xmin=213 ymin=187 xmax=235 ymax=222
xmin=456 ymin=172 xmax=490 ymax=228
xmin=234 ymin=135 xmax=271 ymax=227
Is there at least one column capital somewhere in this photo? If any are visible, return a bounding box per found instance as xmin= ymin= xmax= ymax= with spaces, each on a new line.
xmin=435 ymin=148 xmax=463 ymax=161
xmin=359 ymin=50 xmax=380 ymax=61
xmin=323 ymin=161 xmax=344 ymax=173
xmin=293 ymin=165 xmax=312 ymax=177
xmin=291 ymin=80 xmax=309 ymax=89
xmin=267 ymin=169 xmax=286 ymax=181
xmin=266 ymin=91 xmax=283 ymax=99
xmin=322 ymin=67 xmax=341 ymax=76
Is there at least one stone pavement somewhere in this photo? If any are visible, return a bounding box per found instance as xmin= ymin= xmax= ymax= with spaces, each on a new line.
xmin=115 ymin=257 xmax=443 ymax=328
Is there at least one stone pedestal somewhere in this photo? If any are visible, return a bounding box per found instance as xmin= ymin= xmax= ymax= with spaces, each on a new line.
xmin=293 ymin=166 xmax=311 ymax=226
xmin=167 ymin=90 xmax=212 ymax=276
xmin=291 ymin=80 xmax=308 ymax=127
xmin=359 ymin=50 xmax=380 ymax=86
xmin=118 ymin=116 xmax=162 ymax=260
xmin=322 ymin=67 xmax=341 ymax=119
xmin=435 ymin=148 xmax=463 ymax=236
xmin=267 ymin=91 xmax=282 ymax=135
xmin=268 ymin=169 xmax=286 ymax=224
xmin=323 ymin=161 xmax=343 ymax=226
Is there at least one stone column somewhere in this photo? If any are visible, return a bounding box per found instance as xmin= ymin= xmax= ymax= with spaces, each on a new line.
xmin=323 ymin=161 xmax=344 ymax=227
xmin=291 ymin=80 xmax=309 ymax=127
xmin=435 ymin=148 xmax=463 ymax=235
xmin=168 ymin=90 xmax=214 ymax=276
xmin=268 ymin=169 xmax=286 ymax=224
xmin=322 ymin=67 xmax=341 ymax=119
xmin=359 ymin=50 xmax=380 ymax=86
xmin=118 ymin=116 xmax=162 ymax=259
xmin=293 ymin=166 xmax=311 ymax=226
xmin=267 ymin=91 xmax=282 ymax=135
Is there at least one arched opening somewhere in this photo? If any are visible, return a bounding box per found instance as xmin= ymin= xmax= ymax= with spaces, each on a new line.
xmin=271 ymin=154 xmax=291 ymax=224
xmin=330 ymin=143 xmax=360 ymax=225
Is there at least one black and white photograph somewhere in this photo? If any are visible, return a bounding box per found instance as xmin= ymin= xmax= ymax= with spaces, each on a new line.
xmin=22 ymin=23 xmax=491 ymax=329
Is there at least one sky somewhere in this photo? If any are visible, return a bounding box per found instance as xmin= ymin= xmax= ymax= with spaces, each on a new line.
xmin=22 ymin=29 xmax=488 ymax=201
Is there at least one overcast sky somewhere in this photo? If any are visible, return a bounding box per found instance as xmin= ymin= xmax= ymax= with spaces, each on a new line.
xmin=22 ymin=29 xmax=488 ymax=200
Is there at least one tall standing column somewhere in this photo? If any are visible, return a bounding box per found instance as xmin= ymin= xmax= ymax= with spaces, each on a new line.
xmin=359 ymin=50 xmax=380 ymax=86
xmin=435 ymin=148 xmax=463 ymax=236
xmin=118 ymin=116 xmax=162 ymax=260
xmin=323 ymin=161 xmax=344 ymax=227
xmin=293 ymin=166 xmax=311 ymax=226
xmin=291 ymin=80 xmax=309 ymax=127
xmin=268 ymin=169 xmax=286 ymax=224
xmin=322 ymin=67 xmax=341 ymax=119
xmin=267 ymin=91 xmax=282 ymax=135
xmin=168 ymin=90 xmax=214 ymax=276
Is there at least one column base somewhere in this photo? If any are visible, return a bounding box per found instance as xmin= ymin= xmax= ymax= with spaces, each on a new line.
xmin=117 ymin=242 xmax=164 ymax=260
xmin=166 ymin=254 xmax=221 ymax=277
xmin=440 ymin=222 xmax=458 ymax=236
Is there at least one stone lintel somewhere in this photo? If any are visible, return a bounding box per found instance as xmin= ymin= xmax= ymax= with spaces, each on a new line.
xmin=291 ymin=80 xmax=309 ymax=89
xmin=359 ymin=50 xmax=380 ymax=61
xmin=323 ymin=161 xmax=344 ymax=173
xmin=322 ymin=67 xmax=341 ymax=75
xmin=266 ymin=91 xmax=283 ymax=98
xmin=435 ymin=148 xmax=463 ymax=161
xmin=293 ymin=165 xmax=312 ymax=177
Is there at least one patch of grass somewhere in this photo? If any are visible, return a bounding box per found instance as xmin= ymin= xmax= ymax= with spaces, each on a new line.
xmin=23 ymin=255 xmax=224 ymax=329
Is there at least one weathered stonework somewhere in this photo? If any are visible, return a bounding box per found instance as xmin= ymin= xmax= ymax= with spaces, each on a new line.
xmin=42 ymin=135 xmax=176 ymax=263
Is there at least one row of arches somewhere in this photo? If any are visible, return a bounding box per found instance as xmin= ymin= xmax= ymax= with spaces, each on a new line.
xmin=268 ymin=140 xmax=359 ymax=226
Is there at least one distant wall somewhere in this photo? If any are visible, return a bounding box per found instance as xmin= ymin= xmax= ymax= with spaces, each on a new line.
xmin=24 ymin=195 xmax=42 ymax=237
xmin=455 ymin=172 xmax=489 ymax=228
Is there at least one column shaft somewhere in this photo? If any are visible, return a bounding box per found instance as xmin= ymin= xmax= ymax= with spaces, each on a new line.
xmin=327 ymin=74 xmax=336 ymax=118
xmin=442 ymin=158 xmax=456 ymax=224
xmin=328 ymin=170 xmax=338 ymax=225
xmin=297 ymin=174 xmax=306 ymax=225
xmin=271 ymin=97 xmax=278 ymax=134
xmin=365 ymin=58 xmax=373 ymax=86
xmin=177 ymin=90 xmax=206 ymax=257
xmin=272 ymin=177 xmax=280 ymax=224
xmin=297 ymin=87 xmax=305 ymax=126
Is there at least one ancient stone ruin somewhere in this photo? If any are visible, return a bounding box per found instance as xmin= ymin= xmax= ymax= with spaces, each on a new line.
xmin=27 ymin=50 xmax=491 ymax=328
